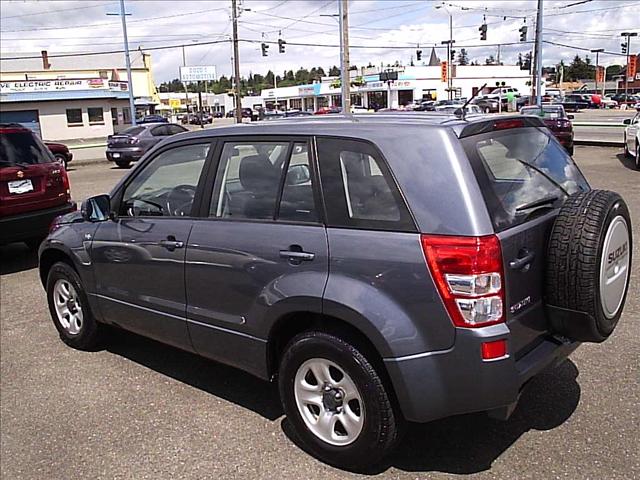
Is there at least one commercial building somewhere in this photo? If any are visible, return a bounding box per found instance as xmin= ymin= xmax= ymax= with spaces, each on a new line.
xmin=157 ymin=91 xmax=235 ymax=117
xmin=0 ymin=51 xmax=160 ymax=141
xmin=258 ymin=64 xmax=533 ymax=111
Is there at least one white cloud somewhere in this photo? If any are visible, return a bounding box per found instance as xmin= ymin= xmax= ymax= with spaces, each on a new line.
xmin=1 ymin=0 xmax=638 ymax=83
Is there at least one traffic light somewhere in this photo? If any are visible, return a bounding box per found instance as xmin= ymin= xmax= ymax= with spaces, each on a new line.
xmin=621 ymin=42 xmax=627 ymax=54
xmin=278 ymin=38 xmax=286 ymax=54
xmin=519 ymin=25 xmax=528 ymax=42
xmin=416 ymin=49 xmax=422 ymax=61
xmin=261 ymin=42 xmax=269 ymax=56
xmin=451 ymin=49 xmax=456 ymax=62
xmin=479 ymin=24 xmax=487 ymax=41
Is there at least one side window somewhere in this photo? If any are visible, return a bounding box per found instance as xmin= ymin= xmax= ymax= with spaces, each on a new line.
xmin=168 ymin=124 xmax=187 ymax=135
xmin=121 ymin=143 xmax=210 ymax=217
xmin=150 ymin=125 xmax=168 ymax=136
xmin=210 ymin=141 xmax=289 ymax=219
xmin=316 ymin=138 xmax=414 ymax=231
xmin=278 ymin=142 xmax=318 ymax=223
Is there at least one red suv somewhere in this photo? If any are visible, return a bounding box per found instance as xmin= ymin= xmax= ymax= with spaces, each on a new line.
xmin=0 ymin=124 xmax=76 ymax=249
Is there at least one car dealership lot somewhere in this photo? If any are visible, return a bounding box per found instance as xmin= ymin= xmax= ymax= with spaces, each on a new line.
xmin=1 ymin=147 xmax=638 ymax=480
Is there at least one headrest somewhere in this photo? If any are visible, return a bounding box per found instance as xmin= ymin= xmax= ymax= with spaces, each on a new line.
xmin=239 ymin=154 xmax=280 ymax=193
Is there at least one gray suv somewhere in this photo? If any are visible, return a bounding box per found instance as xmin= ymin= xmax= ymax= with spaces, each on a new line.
xmin=39 ymin=114 xmax=632 ymax=470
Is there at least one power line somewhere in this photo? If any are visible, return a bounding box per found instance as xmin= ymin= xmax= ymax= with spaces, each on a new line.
xmin=2 ymin=1 xmax=116 ymax=19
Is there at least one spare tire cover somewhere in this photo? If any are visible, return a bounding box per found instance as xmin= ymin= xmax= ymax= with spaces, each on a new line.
xmin=545 ymin=190 xmax=632 ymax=342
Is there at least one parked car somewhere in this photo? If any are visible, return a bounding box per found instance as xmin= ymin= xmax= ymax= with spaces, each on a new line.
xmin=555 ymin=94 xmax=590 ymax=112
xmin=44 ymin=141 xmax=73 ymax=169
xmin=261 ymin=111 xmax=313 ymax=121
xmin=623 ymin=112 xmax=640 ymax=169
xmin=138 ymin=114 xmax=169 ymax=124
xmin=521 ymin=104 xmax=575 ymax=155
xmin=435 ymin=104 xmax=483 ymax=114
xmin=600 ymin=97 xmax=619 ymax=109
xmin=472 ymin=97 xmax=500 ymax=113
xmin=314 ymin=106 xmax=342 ymax=115
xmin=225 ymin=108 xmax=255 ymax=120
xmin=611 ymin=93 xmax=640 ymax=106
xmin=105 ymin=123 xmax=188 ymax=168
xmin=483 ymin=86 xmax=521 ymax=99
xmin=38 ymin=115 xmax=632 ymax=470
xmin=0 ymin=123 xmax=75 ymax=249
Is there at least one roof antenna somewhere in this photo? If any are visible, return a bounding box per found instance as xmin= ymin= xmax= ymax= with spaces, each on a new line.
xmin=457 ymin=82 xmax=487 ymax=120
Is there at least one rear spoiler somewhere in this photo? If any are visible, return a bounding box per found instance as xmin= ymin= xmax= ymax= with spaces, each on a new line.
xmin=459 ymin=116 xmax=545 ymax=138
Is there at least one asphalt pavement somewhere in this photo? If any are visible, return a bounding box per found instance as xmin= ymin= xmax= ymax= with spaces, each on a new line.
xmin=1 ymin=147 xmax=639 ymax=479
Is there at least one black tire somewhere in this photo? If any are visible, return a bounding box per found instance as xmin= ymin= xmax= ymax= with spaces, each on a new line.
xmin=54 ymin=153 xmax=68 ymax=169
xmin=115 ymin=160 xmax=131 ymax=168
xmin=46 ymin=261 xmax=104 ymax=350
xmin=546 ymin=190 xmax=632 ymax=342
xmin=278 ymin=330 xmax=402 ymax=471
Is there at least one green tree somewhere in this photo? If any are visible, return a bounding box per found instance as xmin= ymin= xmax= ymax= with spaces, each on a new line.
xmin=485 ymin=55 xmax=497 ymax=65
xmin=328 ymin=65 xmax=340 ymax=76
xmin=457 ymin=49 xmax=469 ymax=66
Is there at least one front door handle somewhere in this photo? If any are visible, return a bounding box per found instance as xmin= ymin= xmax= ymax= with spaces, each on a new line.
xmin=279 ymin=246 xmax=315 ymax=264
xmin=160 ymin=235 xmax=184 ymax=251
xmin=509 ymin=249 xmax=535 ymax=271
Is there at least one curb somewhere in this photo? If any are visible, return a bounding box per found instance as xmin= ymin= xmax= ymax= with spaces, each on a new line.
xmin=574 ymin=139 xmax=624 ymax=147
xmin=68 ymin=143 xmax=107 ymax=150
xmin=573 ymin=122 xmax=626 ymax=128
xmin=70 ymin=157 xmax=111 ymax=168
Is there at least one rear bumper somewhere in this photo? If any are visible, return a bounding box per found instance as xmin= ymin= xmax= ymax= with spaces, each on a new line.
xmin=0 ymin=201 xmax=77 ymax=244
xmin=384 ymin=324 xmax=579 ymax=423
xmin=106 ymin=147 xmax=144 ymax=162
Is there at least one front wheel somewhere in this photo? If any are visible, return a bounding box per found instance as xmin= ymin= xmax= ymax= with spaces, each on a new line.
xmin=46 ymin=261 xmax=105 ymax=350
xmin=278 ymin=331 xmax=402 ymax=471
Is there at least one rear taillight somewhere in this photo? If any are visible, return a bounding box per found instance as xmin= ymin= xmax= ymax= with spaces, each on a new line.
xmin=421 ymin=234 xmax=505 ymax=328
xmin=128 ymin=137 xmax=139 ymax=145
xmin=61 ymin=167 xmax=70 ymax=196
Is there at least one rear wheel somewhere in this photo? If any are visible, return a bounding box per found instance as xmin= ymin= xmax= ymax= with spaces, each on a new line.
xmin=278 ymin=331 xmax=402 ymax=471
xmin=623 ymin=134 xmax=631 ymax=158
xmin=46 ymin=261 xmax=104 ymax=350
xmin=54 ymin=153 xmax=68 ymax=169
xmin=115 ymin=160 xmax=131 ymax=168
xmin=546 ymin=190 xmax=632 ymax=342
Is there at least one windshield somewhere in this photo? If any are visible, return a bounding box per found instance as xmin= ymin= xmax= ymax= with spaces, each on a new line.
xmin=0 ymin=129 xmax=55 ymax=166
xmin=462 ymin=127 xmax=589 ymax=231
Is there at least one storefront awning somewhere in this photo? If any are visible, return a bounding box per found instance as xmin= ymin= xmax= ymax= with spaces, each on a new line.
xmin=0 ymin=89 xmax=131 ymax=103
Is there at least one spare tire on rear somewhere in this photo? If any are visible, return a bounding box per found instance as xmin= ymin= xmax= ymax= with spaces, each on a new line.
xmin=545 ymin=190 xmax=632 ymax=343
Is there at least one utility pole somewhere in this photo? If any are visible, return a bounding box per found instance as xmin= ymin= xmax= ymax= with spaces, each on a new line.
xmin=590 ymin=48 xmax=604 ymax=95
xmin=534 ymin=0 xmax=543 ymax=107
xmin=116 ymin=0 xmax=136 ymax=125
xmin=621 ymin=32 xmax=637 ymax=101
xmin=339 ymin=0 xmax=350 ymax=113
xmin=182 ymin=45 xmax=189 ymax=118
xmin=231 ymin=0 xmax=242 ymax=123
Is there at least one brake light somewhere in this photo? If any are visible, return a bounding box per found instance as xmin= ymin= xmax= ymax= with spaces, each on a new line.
xmin=128 ymin=137 xmax=139 ymax=144
xmin=481 ymin=339 xmax=507 ymax=360
xmin=493 ymin=119 xmax=524 ymax=130
xmin=61 ymin=167 xmax=70 ymax=197
xmin=421 ymin=234 xmax=505 ymax=328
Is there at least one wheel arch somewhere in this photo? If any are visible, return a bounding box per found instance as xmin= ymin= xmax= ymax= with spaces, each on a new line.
xmin=39 ymin=246 xmax=76 ymax=287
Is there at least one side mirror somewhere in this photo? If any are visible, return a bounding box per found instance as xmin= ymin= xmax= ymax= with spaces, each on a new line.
xmin=567 ymin=114 xmax=574 ymax=120
xmin=286 ymin=164 xmax=311 ymax=186
xmin=81 ymin=194 xmax=112 ymax=222
xmin=623 ymin=118 xmax=631 ymax=125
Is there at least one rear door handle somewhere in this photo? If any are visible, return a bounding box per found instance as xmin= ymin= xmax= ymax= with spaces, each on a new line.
xmin=509 ymin=249 xmax=535 ymax=270
xmin=160 ymin=235 xmax=184 ymax=251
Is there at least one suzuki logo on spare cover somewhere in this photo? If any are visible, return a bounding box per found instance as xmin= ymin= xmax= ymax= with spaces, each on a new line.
xmin=607 ymin=242 xmax=628 ymax=265
xmin=16 ymin=170 xmax=24 ymax=178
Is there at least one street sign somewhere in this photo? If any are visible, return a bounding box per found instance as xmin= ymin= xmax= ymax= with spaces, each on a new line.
xmin=179 ymin=65 xmax=217 ymax=82
xmin=441 ymin=61 xmax=448 ymax=82
xmin=628 ymin=55 xmax=637 ymax=82
xmin=169 ymin=99 xmax=181 ymax=109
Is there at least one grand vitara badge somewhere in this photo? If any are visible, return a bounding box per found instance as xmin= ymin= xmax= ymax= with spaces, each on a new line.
xmin=16 ymin=170 xmax=24 ymax=178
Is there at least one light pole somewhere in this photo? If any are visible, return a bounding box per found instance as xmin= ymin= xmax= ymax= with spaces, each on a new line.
xmin=590 ymin=48 xmax=604 ymax=96
xmin=621 ymin=32 xmax=637 ymax=101
xmin=435 ymin=4 xmax=454 ymax=100
xmin=533 ymin=0 xmax=543 ymax=107
xmin=108 ymin=0 xmax=136 ymax=125
xmin=321 ymin=1 xmax=350 ymax=113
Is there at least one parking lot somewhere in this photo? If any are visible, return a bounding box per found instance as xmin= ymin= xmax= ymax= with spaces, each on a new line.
xmin=1 ymin=146 xmax=638 ymax=479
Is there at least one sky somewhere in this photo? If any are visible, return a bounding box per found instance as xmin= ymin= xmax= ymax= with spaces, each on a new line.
xmin=1 ymin=0 xmax=639 ymax=84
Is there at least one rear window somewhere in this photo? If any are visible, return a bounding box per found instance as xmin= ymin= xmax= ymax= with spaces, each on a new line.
xmin=0 ymin=129 xmax=55 ymax=166
xmin=121 ymin=126 xmax=145 ymax=136
xmin=462 ymin=127 xmax=589 ymax=232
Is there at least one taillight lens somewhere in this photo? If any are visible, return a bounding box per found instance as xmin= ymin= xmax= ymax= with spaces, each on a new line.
xmin=421 ymin=234 xmax=505 ymax=328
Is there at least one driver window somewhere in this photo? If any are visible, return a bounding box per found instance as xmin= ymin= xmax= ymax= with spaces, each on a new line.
xmin=121 ymin=143 xmax=210 ymax=217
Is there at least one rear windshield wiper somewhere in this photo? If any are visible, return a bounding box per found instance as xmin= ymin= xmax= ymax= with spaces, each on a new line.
xmin=515 ymin=195 xmax=560 ymax=212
